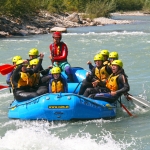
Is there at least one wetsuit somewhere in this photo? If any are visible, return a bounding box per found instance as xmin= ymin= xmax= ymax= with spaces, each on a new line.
xmin=83 ymin=69 xmax=130 ymax=100
xmin=11 ymin=59 xmax=47 ymax=101
xmin=79 ymin=65 xmax=112 ymax=95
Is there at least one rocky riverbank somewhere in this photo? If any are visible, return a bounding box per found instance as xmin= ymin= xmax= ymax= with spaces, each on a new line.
xmin=0 ymin=11 xmax=137 ymax=38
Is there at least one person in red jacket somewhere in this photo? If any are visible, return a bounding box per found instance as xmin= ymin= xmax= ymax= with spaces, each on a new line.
xmin=49 ymin=31 xmax=74 ymax=82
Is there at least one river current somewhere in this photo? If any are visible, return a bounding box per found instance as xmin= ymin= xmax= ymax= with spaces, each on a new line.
xmin=0 ymin=15 xmax=150 ymax=150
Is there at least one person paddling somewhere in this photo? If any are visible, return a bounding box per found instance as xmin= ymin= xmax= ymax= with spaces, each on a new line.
xmin=11 ymin=53 xmax=45 ymax=101
xmin=88 ymin=50 xmax=119 ymax=71
xmin=79 ymin=53 xmax=112 ymax=95
xmin=6 ymin=55 xmax=22 ymax=88
xmin=83 ymin=60 xmax=130 ymax=101
xmin=108 ymin=51 xmax=119 ymax=64
xmin=28 ymin=48 xmax=50 ymax=76
xmin=49 ymin=31 xmax=74 ymax=82
xmin=100 ymin=49 xmax=110 ymax=65
xmin=29 ymin=58 xmax=49 ymax=96
xmin=87 ymin=49 xmax=110 ymax=71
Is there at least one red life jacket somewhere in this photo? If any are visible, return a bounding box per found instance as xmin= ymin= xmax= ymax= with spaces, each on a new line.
xmin=49 ymin=42 xmax=68 ymax=62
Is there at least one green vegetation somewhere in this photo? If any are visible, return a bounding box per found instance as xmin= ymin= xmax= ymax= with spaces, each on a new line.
xmin=115 ymin=0 xmax=144 ymax=11
xmin=0 ymin=0 xmax=150 ymax=19
xmin=143 ymin=0 xmax=150 ymax=13
xmin=85 ymin=0 xmax=116 ymax=18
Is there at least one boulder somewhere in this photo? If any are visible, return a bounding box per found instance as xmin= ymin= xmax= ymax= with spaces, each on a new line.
xmin=50 ymin=27 xmax=67 ymax=33
xmin=0 ymin=31 xmax=9 ymax=38
xmin=65 ymin=13 xmax=82 ymax=24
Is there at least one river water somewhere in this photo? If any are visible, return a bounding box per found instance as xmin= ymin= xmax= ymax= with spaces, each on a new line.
xmin=0 ymin=15 xmax=150 ymax=150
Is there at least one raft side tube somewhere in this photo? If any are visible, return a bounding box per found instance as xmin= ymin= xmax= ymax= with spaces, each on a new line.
xmin=61 ymin=67 xmax=87 ymax=83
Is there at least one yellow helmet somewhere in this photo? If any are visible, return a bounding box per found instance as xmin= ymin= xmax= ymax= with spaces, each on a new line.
xmin=51 ymin=67 xmax=61 ymax=74
xmin=94 ymin=54 xmax=104 ymax=61
xmin=16 ymin=60 xmax=24 ymax=65
xmin=109 ymin=51 xmax=119 ymax=59
xmin=12 ymin=55 xmax=22 ymax=63
xmin=28 ymin=48 xmax=39 ymax=56
xmin=100 ymin=49 xmax=109 ymax=56
xmin=112 ymin=60 xmax=123 ymax=68
xmin=16 ymin=60 xmax=28 ymax=67
xmin=30 ymin=59 xmax=39 ymax=66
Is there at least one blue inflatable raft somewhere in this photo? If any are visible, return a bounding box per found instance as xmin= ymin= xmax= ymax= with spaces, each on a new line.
xmin=8 ymin=67 xmax=117 ymax=121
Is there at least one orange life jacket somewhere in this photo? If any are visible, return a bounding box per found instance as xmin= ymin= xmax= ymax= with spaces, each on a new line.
xmin=106 ymin=74 xmax=119 ymax=91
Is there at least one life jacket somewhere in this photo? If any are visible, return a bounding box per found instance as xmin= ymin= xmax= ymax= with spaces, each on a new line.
xmin=106 ymin=74 xmax=119 ymax=91
xmin=100 ymin=66 xmax=110 ymax=81
xmin=95 ymin=66 xmax=110 ymax=81
xmin=9 ymin=71 xmax=14 ymax=88
xmin=51 ymin=42 xmax=63 ymax=57
xmin=51 ymin=42 xmax=67 ymax=62
xmin=28 ymin=72 xmax=40 ymax=87
xmin=103 ymin=60 xmax=109 ymax=66
xmin=16 ymin=72 xmax=30 ymax=88
xmin=50 ymin=79 xmax=64 ymax=93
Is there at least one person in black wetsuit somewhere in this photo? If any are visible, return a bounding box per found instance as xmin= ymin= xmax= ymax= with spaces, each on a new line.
xmin=6 ymin=55 xmax=22 ymax=92
xmin=28 ymin=48 xmax=50 ymax=76
xmin=83 ymin=60 xmax=130 ymax=102
xmin=11 ymin=53 xmax=46 ymax=102
xmin=78 ymin=53 xmax=112 ymax=95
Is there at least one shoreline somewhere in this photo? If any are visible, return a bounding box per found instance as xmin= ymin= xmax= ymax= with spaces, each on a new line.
xmin=0 ymin=11 xmax=149 ymax=38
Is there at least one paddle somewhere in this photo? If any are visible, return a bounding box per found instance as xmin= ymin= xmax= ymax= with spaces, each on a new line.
xmin=0 ymin=65 xmax=16 ymax=75
xmin=117 ymin=99 xmax=134 ymax=117
xmin=125 ymin=93 xmax=150 ymax=109
xmin=71 ymin=92 xmax=134 ymax=116
xmin=0 ymin=85 xmax=9 ymax=90
xmin=0 ymin=64 xmax=13 ymax=71
xmin=0 ymin=55 xmax=40 ymax=75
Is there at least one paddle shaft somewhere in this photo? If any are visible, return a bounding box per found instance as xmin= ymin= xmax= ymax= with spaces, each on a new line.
xmin=128 ymin=95 xmax=150 ymax=108
xmin=117 ymin=99 xmax=133 ymax=117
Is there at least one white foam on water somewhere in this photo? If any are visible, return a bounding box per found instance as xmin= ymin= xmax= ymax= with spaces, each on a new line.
xmin=2 ymin=39 xmax=40 ymax=43
xmin=0 ymin=121 xmax=134 ymax=150
xmin=0 ymin=92 xmax=12 ymax=98
xmin=65 ymin=31 xmax=148 ymax=36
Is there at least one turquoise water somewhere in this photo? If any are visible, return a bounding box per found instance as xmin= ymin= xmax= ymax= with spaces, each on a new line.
xmin=0 ymin=15 xmax=150 ymax=150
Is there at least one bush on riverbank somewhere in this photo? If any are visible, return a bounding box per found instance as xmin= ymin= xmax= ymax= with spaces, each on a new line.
xmin=85 ymin=0 xmax=116 ymax=18
xmin=0 ymin=0 xmax=150 ymax=18
xmin=115 ymin=0 xmax=144 ymax=11
xmin=143 ymin=0 xmax=150 ymax=13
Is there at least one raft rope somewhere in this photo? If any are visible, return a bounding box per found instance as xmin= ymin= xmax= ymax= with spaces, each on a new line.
xmin=73 ymin=81 xmax=82 ymax=93
xmin=62 ymin=93 xmax=116 ymax=109
xmin=8 ymin=92 xmax=116 ymax=109
xmin=8 ymin=93 xmax=49 ymax=109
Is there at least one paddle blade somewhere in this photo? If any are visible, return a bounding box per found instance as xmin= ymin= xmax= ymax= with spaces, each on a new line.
xmin=0 ymin=65 xmax=15 ymax=75
xmin=128 ymin=95 xmax=150 ymax=108
xmin=0 ymin=85 xmax=9 ymax=90
xmin=0 ymin=64 xmax=13 ymax=71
